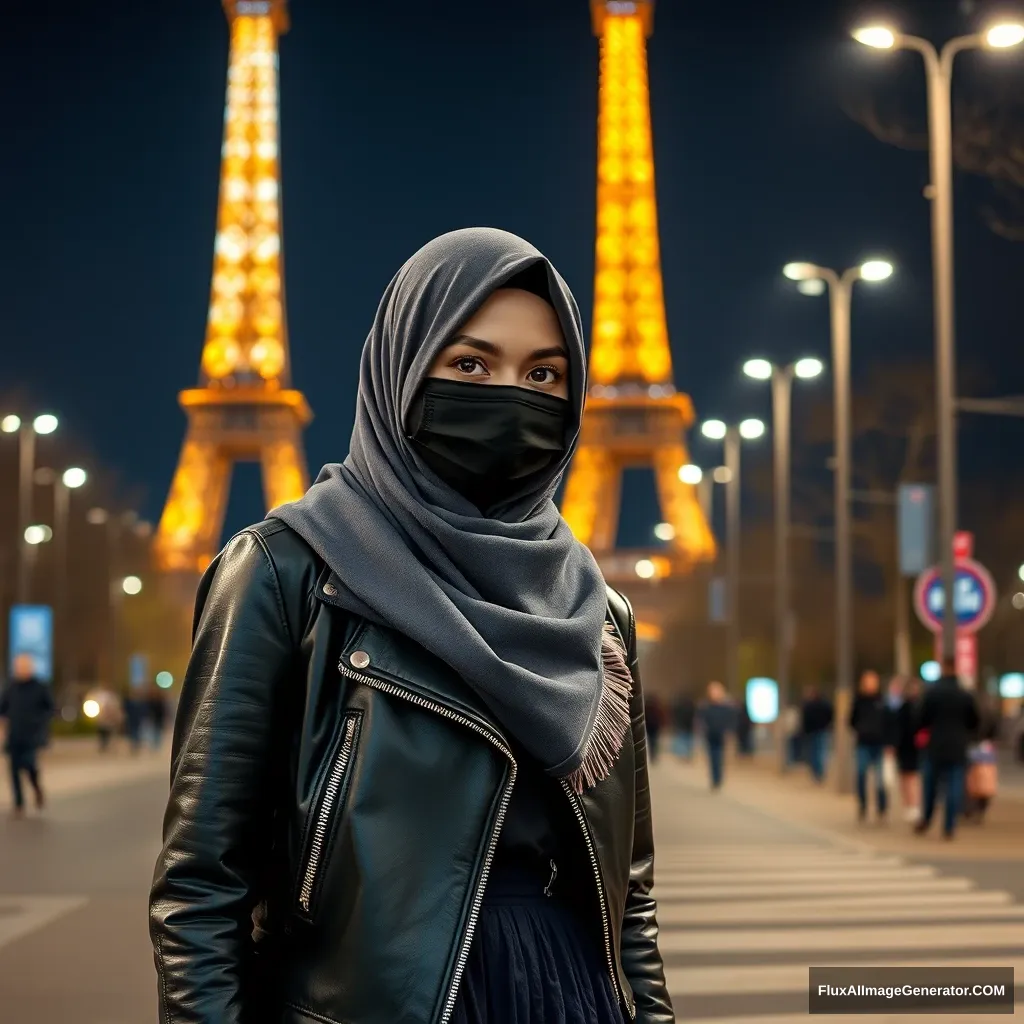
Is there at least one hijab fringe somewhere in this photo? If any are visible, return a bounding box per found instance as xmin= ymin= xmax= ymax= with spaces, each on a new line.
xmin=564 ymin=622 xmax=634 ymax=794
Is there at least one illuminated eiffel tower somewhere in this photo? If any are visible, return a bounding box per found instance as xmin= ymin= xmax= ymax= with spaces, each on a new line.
xmin=561 ymin=0 xmax=716 ymax=582
xmin=154 ymin=0 xmax=310 ymax=574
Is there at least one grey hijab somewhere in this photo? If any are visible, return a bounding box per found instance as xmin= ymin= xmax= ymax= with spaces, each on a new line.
xmin=269 ymin=228 xmax=631 ymax=791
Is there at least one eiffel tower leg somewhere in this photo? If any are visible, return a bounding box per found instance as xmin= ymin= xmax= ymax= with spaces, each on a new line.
xmin=653 ymin=443 xmax=717 ymax=564
xmin=261 ymin=429 xmax=310 ymax=512
xmin=561 ymin=445 xmax=619 ymax=551
xmin=154 ymin=434 xmax=233 ymax=573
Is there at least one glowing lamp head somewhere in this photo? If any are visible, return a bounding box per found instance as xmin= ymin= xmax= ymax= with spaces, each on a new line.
xmin=122 ymin=575 xmax=143 ymax=596
xmin=743 ymin=358 xmax=773 ymax=381
xmin=701 ymin=419 xmax=727 ymax=440
xmin=1 ymin=414 xmax=21 ymax=433
xmin=853 ymin=26 xmax=897 ymax=49
xmin=797 ymin=279 xmax=826 ymax=297
xmin=739 ymin=418 xmax=766 ymax=440
xmin=83 ymin=699 xmax=100 ymax=719
xmin=860 ymin=259 xmax=894 ymax=282
xmin=33 ymin=414 xmax=58 ymax=435
xmin=634 ymin=559 xmax=656 ymax=580
xmin=986 ymin=23 xmax=1024 ymax=48
xmin=678 ymin=463 xmax=703 ymax=485
xmin=794 ymin=357 xmax=825 ymax=380
xmin=24 ymin=524 xmax=52 ymax=545
xmin=653 ymin=523 xmax=676 ymax=542
xmin=783 ymin=262 xmax=818 ymax=282
xmin=155 ymin=671 xmax=174 ymax=690
xmin=62 ymin=467 xmax=87 ymax=489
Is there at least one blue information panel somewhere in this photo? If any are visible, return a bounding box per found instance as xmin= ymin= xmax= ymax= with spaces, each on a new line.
xmin=898 ymin=484 xmax=934 ymax=577
xmin=8 ymin=605 xmax=53 ymax=683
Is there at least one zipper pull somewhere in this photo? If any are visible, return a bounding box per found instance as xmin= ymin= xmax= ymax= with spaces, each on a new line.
xmin=544 ymin=858 xmax=558 ymax=897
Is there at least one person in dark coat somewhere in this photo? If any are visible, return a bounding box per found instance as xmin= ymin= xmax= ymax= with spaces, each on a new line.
xmin=670 ymin=693 xmax=696 ymax=760
xmin=0 ymin=654 xmax=55 ymax=818
xmin=698 ymin=681 xmax=737 ymax=789
xmin=644 ymin=693 xmax=667 ymax=763
xmin=800 ymin=686 xmax=833 ymax=783
xmin=914 ymin=657 xmax=979 ymax=839
xmin=849 ymin=670 xmax=890 ymax=821
xmin=893 ymin=676 xmax=923 ymax=822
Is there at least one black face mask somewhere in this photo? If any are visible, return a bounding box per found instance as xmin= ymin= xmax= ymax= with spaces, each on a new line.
xmin=406 ymin=377 xmax=569 ymax=512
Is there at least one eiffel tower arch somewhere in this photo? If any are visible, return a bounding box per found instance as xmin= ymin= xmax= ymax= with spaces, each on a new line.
xmin=562 ymin=1 xmax=716 ymax=642
xmin=154 ymin=0 xmax=310 ymax=576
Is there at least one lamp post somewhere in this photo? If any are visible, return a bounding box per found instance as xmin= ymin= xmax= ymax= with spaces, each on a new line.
xmin=700 ymin=417 xmax=766 ymax=700
xmin=782 ymin=259 xmax=893 ymax=790
xmin=854 ymin=19 xmax=1024 ymax=661
xmin=743 ymin=356 xmax=825 ymax=763
xmin=2 ymin=413 xmax=59 ymax=604
xmin=54 ymin=468 xmax=87 ymax=691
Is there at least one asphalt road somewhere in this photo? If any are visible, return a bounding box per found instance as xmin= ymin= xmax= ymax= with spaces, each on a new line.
xmin=2 ymin=760 xmax=1022 ymax=1023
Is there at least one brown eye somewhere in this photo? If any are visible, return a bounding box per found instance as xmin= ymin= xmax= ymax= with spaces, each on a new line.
xmin=528 ymin=365 xmax=563 ymax=385
xmin=451 ymin=356 xmax=486 ymax=376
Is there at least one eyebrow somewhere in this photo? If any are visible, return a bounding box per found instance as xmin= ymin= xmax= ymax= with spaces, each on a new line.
xmin=447 ymin=334 xmax=569 ymax=361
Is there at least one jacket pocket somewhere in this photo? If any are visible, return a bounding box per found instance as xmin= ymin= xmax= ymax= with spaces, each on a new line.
xmin=296 ymin=711 xmax=361 ymax=919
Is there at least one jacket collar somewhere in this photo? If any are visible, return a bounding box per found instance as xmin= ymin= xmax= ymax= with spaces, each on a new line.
xmin=315 ymin=567 xmax=512 ymax=748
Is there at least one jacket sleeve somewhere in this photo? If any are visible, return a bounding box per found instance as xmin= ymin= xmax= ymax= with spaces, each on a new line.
xmin=150 ymin=531 xmax=296 ymax=1024
xmin=617 ymin=593 xmax=675 ymax=1023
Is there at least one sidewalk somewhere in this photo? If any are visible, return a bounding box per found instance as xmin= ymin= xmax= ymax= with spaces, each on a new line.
xmin=16 ymin=737 xmax=170 ymax=806
xmin=660 ymin=752 xmax=1024 ymax=861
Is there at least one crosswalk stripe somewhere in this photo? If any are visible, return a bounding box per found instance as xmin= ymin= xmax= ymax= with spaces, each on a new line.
xmin=0 ymin=896 xmax=88 ymax=951
xmin=660 ymin=897 xmax=1021 ymax=925
xmin=660 ymin=920 xmax=1024 ymax=954
xmin=678 ymin=1014 xmax=1017 ymax=1024
xmin=654 ymin=876 xmax=974 ymax=900
xmin=666 ymin=957 xmax=1024 ymax=996
xmin=655 ymin=866 xmax=937 ymax=885
xmin=658 ymin=854 xmax=905 ymax=868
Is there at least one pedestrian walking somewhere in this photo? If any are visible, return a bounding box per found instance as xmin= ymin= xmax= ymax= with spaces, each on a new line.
xmin=698 ymin=681 xmax=736 ymax=790
xmin=0 ymin=654 xmax=54 ymax=818
xmin=735 ymin=699 xmax=753 ymax=757
xmin=670 ymin=692 xmax=696 ymax=760
xmin=149 ymin=229 xmax=674 ymax=1024
xmin=645 ymin=693 xmax=667 ymax=762
xmin=849 ymin=670 xmax=890 ymax=822
xmin=964 ymin=693 xmax=1001 ymax=822
xmin=800 ymin=686 xmax=833 ymax=783
xmin=915 ymin=656 xmax=979 ymax=840
xmin=893 ymin=677 xmax=923 ymax=822
xmin=88 ymin=686 xmax=124 ymax=752
xmin=146 ymin=686 xmax=169 ymax=750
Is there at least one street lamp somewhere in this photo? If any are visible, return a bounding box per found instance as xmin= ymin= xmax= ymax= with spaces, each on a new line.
xmin=743 ymin=356 xmax=825 ymax=755
xmin=700 ymin=417 xmax=766 ymax=700
xmin=783 ymin=259 xmax=892 ymax=791
xmin=854 ymin=19 xmax=1024 ymax=663
xmin=2 ymin=412 xmax=60 ymax=603
xmin=52 ymin=467 xmax=88 ymax=692
xmin=122 ymin=575 xmax=143 ymax=596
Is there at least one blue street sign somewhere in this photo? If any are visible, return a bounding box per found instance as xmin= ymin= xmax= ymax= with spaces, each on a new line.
xmin=898 ymin=484 xmax=934 ymax=576
xmin=708 ymin=577 xmax=727 ymax=624
xmin=8 ymin=605 xmax=53 ymax=683
xmin=913 ymin=559 xmax=997 ymax=634
xmin=129 ymin=653 xmax=150 ymax=690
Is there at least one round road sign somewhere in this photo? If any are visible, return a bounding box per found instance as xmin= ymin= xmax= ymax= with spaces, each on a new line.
xmin=913 ymin=559 xmax=997 ymax=635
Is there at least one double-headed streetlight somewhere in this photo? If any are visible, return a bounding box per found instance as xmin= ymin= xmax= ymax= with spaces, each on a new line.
xmin=853 ymin=19 xmax=1024 ymax=661
xmin=2 ymin=413 xmax=59 ymax=603
xmin=742 ymin=356 xmax=825 ymax=747
xmin=782 ymin=259 xmax=892 ymax=790
xmin=700 ymin=417 xmax=766 ymax=700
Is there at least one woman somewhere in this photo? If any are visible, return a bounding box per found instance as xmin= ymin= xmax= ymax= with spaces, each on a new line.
xmin=892 ymin=677 xmax=922 ymax=823
xmin=149 ymin=228 xmax=673 ymax=1024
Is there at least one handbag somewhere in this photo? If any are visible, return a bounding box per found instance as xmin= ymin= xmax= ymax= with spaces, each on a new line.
xmin=914 ymin=728 xmax=930 ymax=750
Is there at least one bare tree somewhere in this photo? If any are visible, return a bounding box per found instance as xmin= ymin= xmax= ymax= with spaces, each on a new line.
xmin=845 ymin=78 xmax=1024 ymax=239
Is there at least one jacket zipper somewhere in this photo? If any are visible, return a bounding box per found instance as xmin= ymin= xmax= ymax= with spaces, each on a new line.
xmin=298 ymin=715 xmax=358 ymax=914
xmin=337 ymin=660 xmax=517 ymax=1024
xmin=560 ymin=780 xmax=635 ymax=1020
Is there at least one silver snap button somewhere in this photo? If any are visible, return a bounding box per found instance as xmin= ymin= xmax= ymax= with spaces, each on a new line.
xmin=323 ymin=583 xmax=337 ymax=597
xmin=350 ymin=650 xmax=370 ymax=669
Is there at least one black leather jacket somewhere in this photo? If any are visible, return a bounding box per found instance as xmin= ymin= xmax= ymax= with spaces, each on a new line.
xmin=150 ymin=520 xmax=674 ymax=1024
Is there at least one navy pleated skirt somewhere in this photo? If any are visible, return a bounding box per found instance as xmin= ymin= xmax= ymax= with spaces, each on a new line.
xmin=451 ymin=864 xmax=625 ymax=1024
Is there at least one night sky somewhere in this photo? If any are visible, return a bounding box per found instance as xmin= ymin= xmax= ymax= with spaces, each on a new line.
xmin=5 ymin=0 xmax=1024 ymax=547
